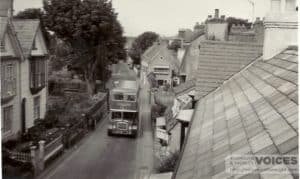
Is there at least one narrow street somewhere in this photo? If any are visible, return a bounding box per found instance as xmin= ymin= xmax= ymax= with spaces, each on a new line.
xmin=39 ymin=80 xmax=154 ymax=179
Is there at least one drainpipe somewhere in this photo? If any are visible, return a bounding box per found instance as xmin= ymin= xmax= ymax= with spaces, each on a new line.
xmin=21 ymin=98 xmax=26 ymax=133
xmin=179 ymin=121 xmax=189 ymax=150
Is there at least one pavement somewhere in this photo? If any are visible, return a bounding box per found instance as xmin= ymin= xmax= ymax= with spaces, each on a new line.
xmin=38 ymin=77 xmax=154 ymax=179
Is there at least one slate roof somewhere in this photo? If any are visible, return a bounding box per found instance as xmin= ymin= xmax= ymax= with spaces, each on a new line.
xmin=195 ymin=40 xmax=263 ymax=100
xmin=0 ymin=17 xmax=8 ymax=40
xmin=173 ymin=80 xmax=196 ymax=96
xmin=142 ymin=41 xmax=180 ymax=71
xmin=180 ymin=35 xmax=205 ymax=80
xmin=177 ymin=29 xmax=205 ymax=44
xmin=174 ymin=48 xmax=298 ymax=179
xmin=12 ymin=19 xmax=40 ymax=57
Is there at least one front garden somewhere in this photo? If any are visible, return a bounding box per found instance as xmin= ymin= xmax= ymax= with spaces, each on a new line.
xmin=2 ymin=90 xmax=108 ymax=178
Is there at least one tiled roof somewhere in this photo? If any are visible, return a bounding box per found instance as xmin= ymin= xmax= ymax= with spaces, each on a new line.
xmin=196 ymin=40 xmax=263 ymax=100
xmin=174 ymin=48 xmax=298 ymax=179
xmin=173 ymin=80 xmax=196 ymax=96
xmin=142 ymin=41 xmax=180 ymax=70
xmin=178 ymin=29 xmax=204 ymax=44
xmin=0 ymin=17 xmax=8 ymax=40
xmin=12 ymin=19 xmax=40 ymax=57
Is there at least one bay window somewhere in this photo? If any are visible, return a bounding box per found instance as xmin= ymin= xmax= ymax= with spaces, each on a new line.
xmin=2 ymin=106 xmax=13 ymax=133
xmin=1 ymin=63 xmax=16 ymax=98
xmin=30 ymin=58 xmax=46 ymax=91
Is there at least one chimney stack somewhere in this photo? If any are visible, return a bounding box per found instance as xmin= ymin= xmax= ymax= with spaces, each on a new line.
xmin=178 ymin=29 xmax=186 ymax=39
xmin=214 ymin=9 xmax=219 ymax=18
xmin=207 ymin=15 xmax=212 ymax=21
xmin=263 ymin=0 xmax=297 ymax=60
xmin=0 ymin=0 xmax=13 ymax=17
xmin=220 ymin=15 xmax=225 ymax=20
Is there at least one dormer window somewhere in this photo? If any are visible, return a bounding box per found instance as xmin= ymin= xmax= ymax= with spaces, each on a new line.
xmin=1 ymin=63 xmax=16 ymax=99
xmin=286 ymin=0 xmax=296 ymax=11
xmin=30 ymin=57 xmax=46 ymax=93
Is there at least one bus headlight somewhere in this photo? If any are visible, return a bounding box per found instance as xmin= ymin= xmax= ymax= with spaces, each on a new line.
xmin=109 ymin=124 xmax=116 ymax=129
xmin=132 ymin=125 xmax=137 ymax=130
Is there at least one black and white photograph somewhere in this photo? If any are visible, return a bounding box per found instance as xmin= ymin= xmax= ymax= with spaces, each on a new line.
xmin=0 ymin=0 xmax=298 ymax=178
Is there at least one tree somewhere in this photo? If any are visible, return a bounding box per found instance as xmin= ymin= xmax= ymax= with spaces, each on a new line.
xmin=129 ymin=31 xmax=159 ymax=65
xmin=43 ymin=0 xmax=126 ymax=94
xmin=14 ymin=8 xmax=51 ymax=47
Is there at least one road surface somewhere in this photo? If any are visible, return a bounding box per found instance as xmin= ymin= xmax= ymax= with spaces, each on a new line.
xmin=39 ymin=81 xmax=154 ymax=179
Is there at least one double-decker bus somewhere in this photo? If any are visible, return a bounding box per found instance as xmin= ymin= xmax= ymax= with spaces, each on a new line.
xmin=107 ymin=80 xmax=139 ymax=137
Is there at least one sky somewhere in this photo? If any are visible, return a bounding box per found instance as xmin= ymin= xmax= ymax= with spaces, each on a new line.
xmin=14 ymin=0 xmax=270 ymax=37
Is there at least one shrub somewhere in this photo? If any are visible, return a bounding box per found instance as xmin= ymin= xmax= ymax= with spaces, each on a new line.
xmin=156 ymin=151 xmax=180 ymax=173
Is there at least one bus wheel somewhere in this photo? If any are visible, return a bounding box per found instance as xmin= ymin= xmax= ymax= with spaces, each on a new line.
xmin=132 ymin=132 xmax=138 ymax=138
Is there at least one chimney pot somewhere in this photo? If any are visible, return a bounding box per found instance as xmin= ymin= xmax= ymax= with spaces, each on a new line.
xmin=214 ymin=9 xmax=219 ymax=18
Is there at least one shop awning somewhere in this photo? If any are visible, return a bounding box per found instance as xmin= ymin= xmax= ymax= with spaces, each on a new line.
xmin=156 ymin=117 xmax=166 ymax=127
xmin=176 ymin=109 xmax=194 ymax=123
xmin=171 ymin=99 xmax=181 ymax=118
xmin=156 ymin=128 xmax=169 ymax=141
xmin=177 ymin=94 xmax=192 ymax=105
xmin=188 ymin=90 xmax=196 ymax=96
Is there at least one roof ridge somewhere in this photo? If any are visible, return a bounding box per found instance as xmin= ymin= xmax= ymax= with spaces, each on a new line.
xmin=202 ymin=40 xmax=263 ymax=46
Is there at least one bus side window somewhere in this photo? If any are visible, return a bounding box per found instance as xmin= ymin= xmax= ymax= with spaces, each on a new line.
xmin=114 ymin=93 xmax=124 ymax=100
xmin=127 ymin=95 xmax=136 ymax=102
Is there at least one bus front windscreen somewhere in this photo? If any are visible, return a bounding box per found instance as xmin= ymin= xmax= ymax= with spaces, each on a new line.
xmin=112 ymin=111 xmax=122 ymax=119
xmin=123 ymin=112 xmax=137 ymax=123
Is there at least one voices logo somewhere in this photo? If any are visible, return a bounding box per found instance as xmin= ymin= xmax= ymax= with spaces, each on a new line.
xmin=225 ymin=155 xmax=299 ymax=175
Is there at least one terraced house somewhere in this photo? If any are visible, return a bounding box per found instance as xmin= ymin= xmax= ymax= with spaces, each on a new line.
xmin=1 ymin=0 xmax=48 ymax=141
xmin=173 ymin=0 xmax=298 ymax=178
xmin=141 ymin=41 xmax=180 ymax=87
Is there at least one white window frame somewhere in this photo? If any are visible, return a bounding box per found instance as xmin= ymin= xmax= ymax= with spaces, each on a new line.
xmin=153 ymin=66 xmax=170 ymax=74
xmin=2 ymin=63 xmax=16 ymax=96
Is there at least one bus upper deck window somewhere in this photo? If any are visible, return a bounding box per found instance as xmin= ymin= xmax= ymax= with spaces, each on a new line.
xmin=127 ymin=95 xmax=136 ymax=102
xmin=114 ymin=93 xmax=124 ymax=100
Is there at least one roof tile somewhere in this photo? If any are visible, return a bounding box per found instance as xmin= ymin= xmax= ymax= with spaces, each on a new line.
xmin=174 ymin=48 xmax=298 ymax=178
xmin=195 ymin=41 xmax=263 ymax=100
xmin=12 ymin=19 xmax=40 ymax=57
